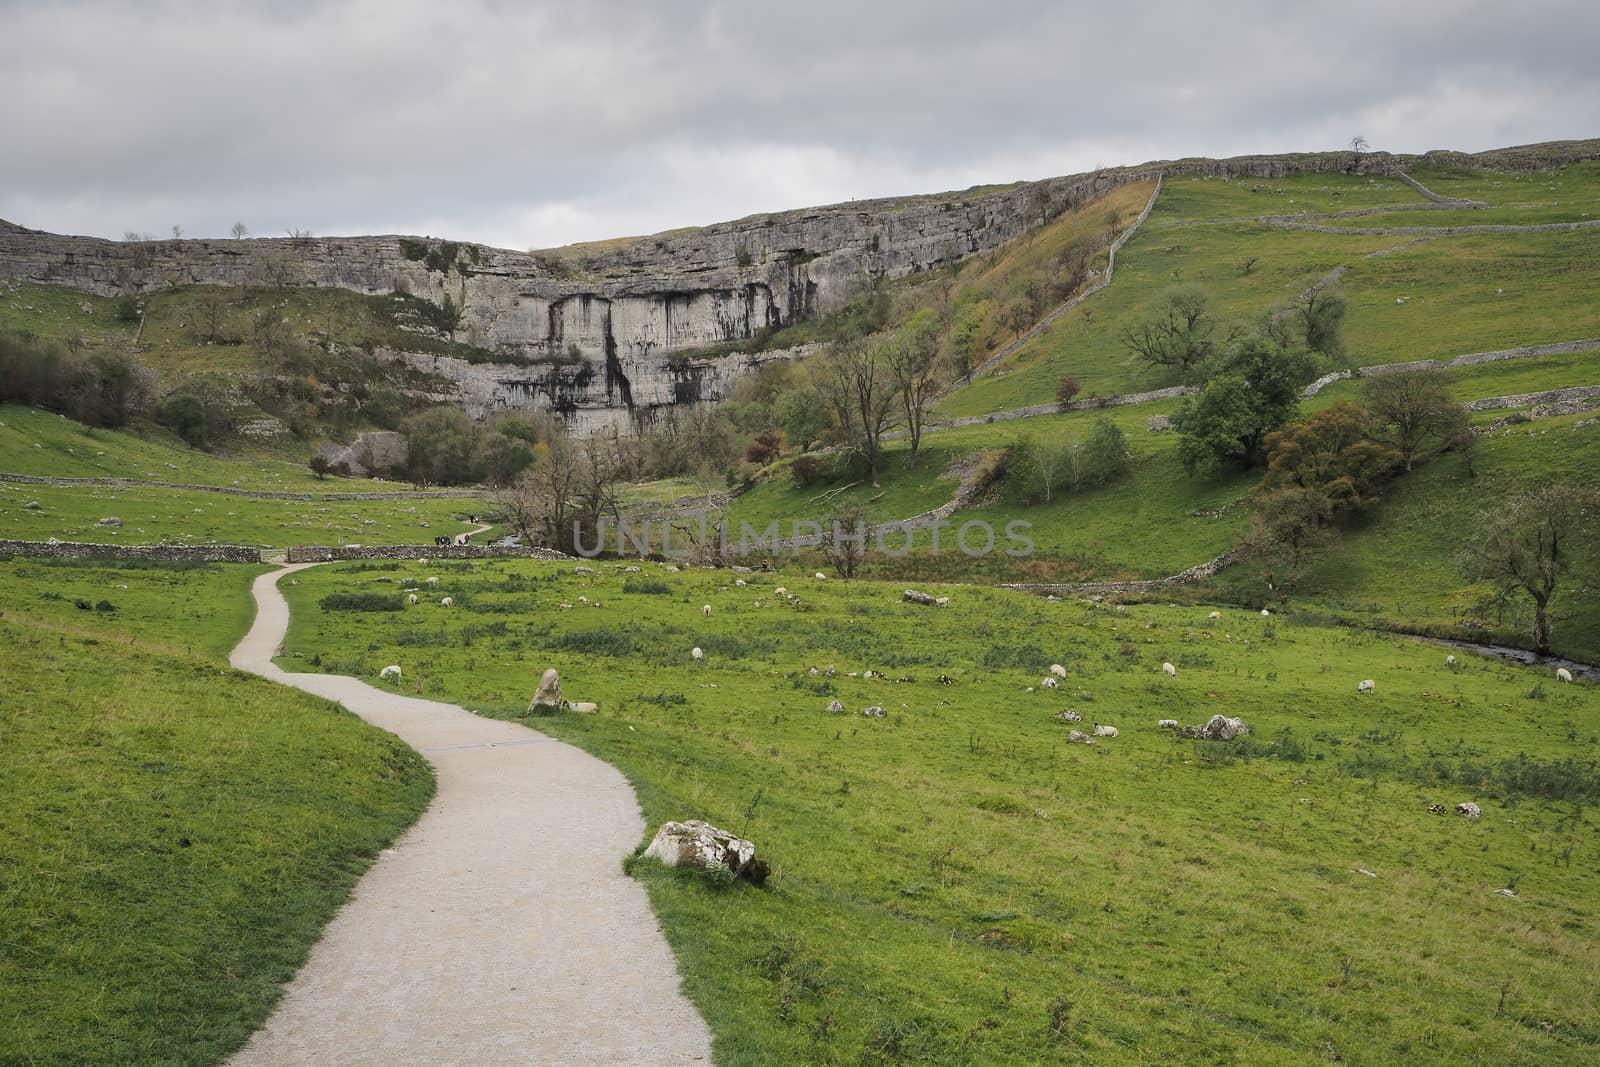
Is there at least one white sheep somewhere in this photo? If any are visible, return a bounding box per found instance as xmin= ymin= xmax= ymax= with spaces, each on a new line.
xmin=1446 ymin=654 xmax=1457 ymax=667
xmin=691 ymin=647 xmax=703 ymax=661
xmin=1556 ymin=667 xmax=1573 ymax=683
xmin=815 ymin=572 xmax=827 ymax=580
xmin=735 ymin=578 xmax=747 ymax=586
xmin=1093 ymin=724 xmax=1118 ymax=738
xmin=935 ymin=596 xmax=949 ymax=607
xmin=1158 ymin=719 xmax=1178 ymax=729
xmin=1358 ymin=679 xmax=1375 ymax=693
xmin=1162 ymin=662 xmax=1177 ymax=677
xmin=774 ymin=587 xmax=787 ymax=596
xmin=454 ymin=533 xmax=469 ymax=545
xmin=1040 ymin=676 xmax=1059 ymax=690
xmin=1208 ymin=611 xmax=1221 ymax=620
xmin=1049 ymin=664 xmax=1067 ymax=679
xmin=702 ymin=603 xmax=712 ymax=616
xmin=407 ymin=593 xmax=418 ymax=605
xmin=1260 ymin=608 xmax=1271 ymax=617
xmin=425 ymin=576 xmax=439 ymax=587
xmin=379 ymin=665 xmax=401 ymax=680
xmin=440 ymin=596 xmax=454 ymax=607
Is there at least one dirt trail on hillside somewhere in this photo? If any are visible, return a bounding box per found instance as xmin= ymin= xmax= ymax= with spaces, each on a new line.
xmin=228 ymin=565 xmax=712 ymax=1066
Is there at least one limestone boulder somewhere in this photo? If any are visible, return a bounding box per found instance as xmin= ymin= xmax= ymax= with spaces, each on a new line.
xmin=643 ymin=820 xmax=757 ymax=878
xmin=529 ymin=668 xmax=563 ymax=711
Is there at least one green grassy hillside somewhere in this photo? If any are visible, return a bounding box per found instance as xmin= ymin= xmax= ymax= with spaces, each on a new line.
xmin=0 ymin=567 xmax=433 ymax=1065
xmin=278 ymin=558 xmax=1600 ymax=1065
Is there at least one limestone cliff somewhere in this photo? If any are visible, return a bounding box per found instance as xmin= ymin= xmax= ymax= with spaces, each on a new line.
xmin=2 ymin=139 xmax=1595 ymax=432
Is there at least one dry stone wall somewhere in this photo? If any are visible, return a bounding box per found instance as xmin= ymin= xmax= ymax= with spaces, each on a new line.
xmin=0 ymin=538 xmax=260 ymax=563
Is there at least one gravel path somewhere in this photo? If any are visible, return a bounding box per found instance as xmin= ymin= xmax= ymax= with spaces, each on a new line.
xmin=228 ymin=564 xmax=712 ymax=1066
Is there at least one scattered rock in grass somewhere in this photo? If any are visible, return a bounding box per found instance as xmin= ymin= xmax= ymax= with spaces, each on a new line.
xmin=1058 ymin=710 xmax=1082 ymax=723
xmin=1494 ymin=887 xmax=1517 ymax=898
xmin=574 ymin=565 xmax=597 ymax=575
xmin=1158 ymin=719 xmax=1178 ymax=729
xmin=23 ymin=501 xmax=40 ymax=509
xmin=862 ymin=706 xmax=887 ymax=718
xmin=937 ymin=675 xmax=953 ymax=685
xmin=1179 ymin=714 xmax=1250 ymax=741
xmin=98 ymin=516 xmax=121 ymax=526
xmin=1066 ymin=730 xmax=1096 ymax=745
xmin=902 ymin=589 xmax=939 ymax=606
xmin=643 ymin=820 xmax=757 ymax=879
xmin=1456 ymin=802 xmax=1482 ymax=820
xmin=1428 ymin=804 xmax=1448 ymax=815
xmin=529 ymin=668 xmax=562 ymax=711
xmin=826 ymin=700 xmax=845 ymax=713
xmin=1352 ymin=868 xmax=1378 ymax=878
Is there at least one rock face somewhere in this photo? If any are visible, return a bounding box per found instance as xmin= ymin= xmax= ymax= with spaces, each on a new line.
xmin=6 ymin=141 xmax=1595 ymax=434
xmin=529 ymin=668 xmax=563 ymax=711
xmin=314 ymin=431 xmax=409 ymax=478
xmin=643 ymin=820 xmax=756 ymax=878
xmin=1198 ymin=715 xmax=1250 ymax=741
xmin=902 ymin=589 xmax=939 ymax=606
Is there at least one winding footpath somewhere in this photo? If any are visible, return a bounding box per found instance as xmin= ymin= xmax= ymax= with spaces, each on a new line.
xmin=228 ymin=565 xmax=712 ymax=1066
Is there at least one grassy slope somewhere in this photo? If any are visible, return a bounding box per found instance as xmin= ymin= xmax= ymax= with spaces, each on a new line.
xmin=0 ymin=565 xmax=434 ymax=1065
xmin=279 ymin=560 xmax=1600 ymax=1065
xmin=0 ymin=404 xmax=411 ymax=492
xmin=938 ymin=166 xmax=1600 ymax=418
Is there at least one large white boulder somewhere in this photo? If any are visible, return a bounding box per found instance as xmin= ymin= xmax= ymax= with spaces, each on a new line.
xmin=529 ymin=668 xmax=563 ymax=711
xmin=643 ymin=820 xmax=756 ymax=878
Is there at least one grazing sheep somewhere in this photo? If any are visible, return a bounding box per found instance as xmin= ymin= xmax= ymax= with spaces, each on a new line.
xmin=1446 ymin=654 xmax=1457 ymax=667
xmin=1358 ymin=679 xmax=1375 ymax=693
xmin=1162 ymin=662 xmax=1177 ymax=677
xmin=935 ymin=596 xmax=949 ymax=607
xmin=1041 ymin=676 xmax=1059 ymax=690
xmin=1093 ymin=724 xmax=1118 ymax=738
xmin=815 ymin=572 xmax=827 ymax=580
xmin=1556 ymin=667 xmax=1574 ymax=683
xmin=439 ymin=596 xmax=453 ymax=607
xmin=1158 ymin=719 xmax=1179 ymax=729
xmin=425 ymin=576 xmax=439 ymax=586
xmin=735 ymin=579 xmax=747 ymax=586
xmin=407 ymin=593 xmax=418 ymax=605
xmin=1260 ymin=608 xmax=1270 ymax=617
xmin=702 ymin=603 xmax=712 ymax=617
xmin=937 ymin=674 xmax=954 ymax=686
xmin=691 ymin=647 xmax=704 ymax=660
xmin=774 ymin=587 xmax=787 ymax=596
xmin=1208 ymin=611 xmax=1221 ymax=620
xmin=1049 ymin=664 xmax=1067 ymax=679
xmin=379 ymin=665 xmax=401 ymax=680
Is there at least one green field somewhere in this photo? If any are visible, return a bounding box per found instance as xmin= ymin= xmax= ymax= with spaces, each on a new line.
xmin=0 ymin=565 xmax=433 ymax=1065
xmin=276 ymin=558 xmax=1600 ymax=1065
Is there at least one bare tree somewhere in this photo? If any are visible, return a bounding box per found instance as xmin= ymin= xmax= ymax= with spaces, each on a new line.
xmin=1461 ymin=487 xmax=1596 ymax=653
xmin=170 ymin=224 xmax=184 ymax=240
xmin=884 ymin=315 xmax=944 ymax=469
xmin=1349 ymin=135 xmax=1370 ymax=154
xmin=1362 ymin=368 xmax=1469 ymax=471
xmin=818 ymin=339 xmax=898 ymax=485
xmin=1120 ymin=285 xmax=1221 ymax=373
xmin=230 ymin=221 xmax=249 ymax=240
xmin=822 ymin=500 xmax=867 ymax=578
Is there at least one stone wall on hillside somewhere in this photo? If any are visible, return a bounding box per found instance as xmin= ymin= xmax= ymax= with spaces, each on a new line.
xmin=0 ymin=538 xmax=261 ymax=563
xmin=286 ymin=543 xmax=571 ymax=563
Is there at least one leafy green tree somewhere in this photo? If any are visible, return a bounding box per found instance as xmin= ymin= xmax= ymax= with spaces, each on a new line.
xmin=1120 ymin=285 xmax=1226 ymax=374
xmin=1361 ymin=368 xmax=1470 ymax=471
xmin=1175 ymin=336 xmax=1314 ymax=475
xmin=401 ymin=406 xmax=480 ymax=486
xmin=885 ymin=312 xmax=944 ymax=469
xmin=775 ymin=385 xmax=830 ymax=453
xmin=1078 ymin=418 xmax=1128 ymax=488
xmin=1289 ymin=278 xmax=1347 ymax=358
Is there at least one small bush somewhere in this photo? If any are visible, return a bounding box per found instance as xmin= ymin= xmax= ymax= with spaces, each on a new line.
xmin=621 ymin=578 xmax=672 ymax=595
xmin=318 ymin=592 xmax=405 ymax=612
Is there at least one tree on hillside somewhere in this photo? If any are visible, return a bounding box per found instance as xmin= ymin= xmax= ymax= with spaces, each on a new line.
xmin=1120 ymin=285 xmax=1228 ymax=374
xmin=1461 ymin=487 xmax=1596 ymax=654
xmin=308 ymin=453 xmax=333 ymax=480
xmin=775 ymin=383 xmax=830 ymax=453
xmin=1174 ymin=335 xmax=1315 ymax=474
xmin=231 ymin=222 xmax=248 ymax=240
xmin=885 ymin=313 xmax=944 ymax=469
xmin=1361 ymin=368 xmax=1469 ymax=471
xmin=1349 ymin=135 xmax=1370 ymax=155
xmin=818 ymin=339 xmax=897 ymax=485
xmin=1016 ymin=434 xmax=1074 ymax=504
xmin=400 ymin=406 xmax=480 ymax=486
xmin=822 ymin=500 xmax=868 ymax=579
xmin=1056 ymin=375 xmax=1081 ymax=409
xmin=1287 ymin=277 xmax=1347 ymax=358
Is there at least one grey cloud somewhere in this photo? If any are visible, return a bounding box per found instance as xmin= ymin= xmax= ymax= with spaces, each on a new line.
xmin=2 ymin=0 xmax=1595 ymax=248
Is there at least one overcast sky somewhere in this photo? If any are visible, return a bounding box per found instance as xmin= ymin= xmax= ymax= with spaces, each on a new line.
xmin=3 ymin=1 xmax=1596 ymax=249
